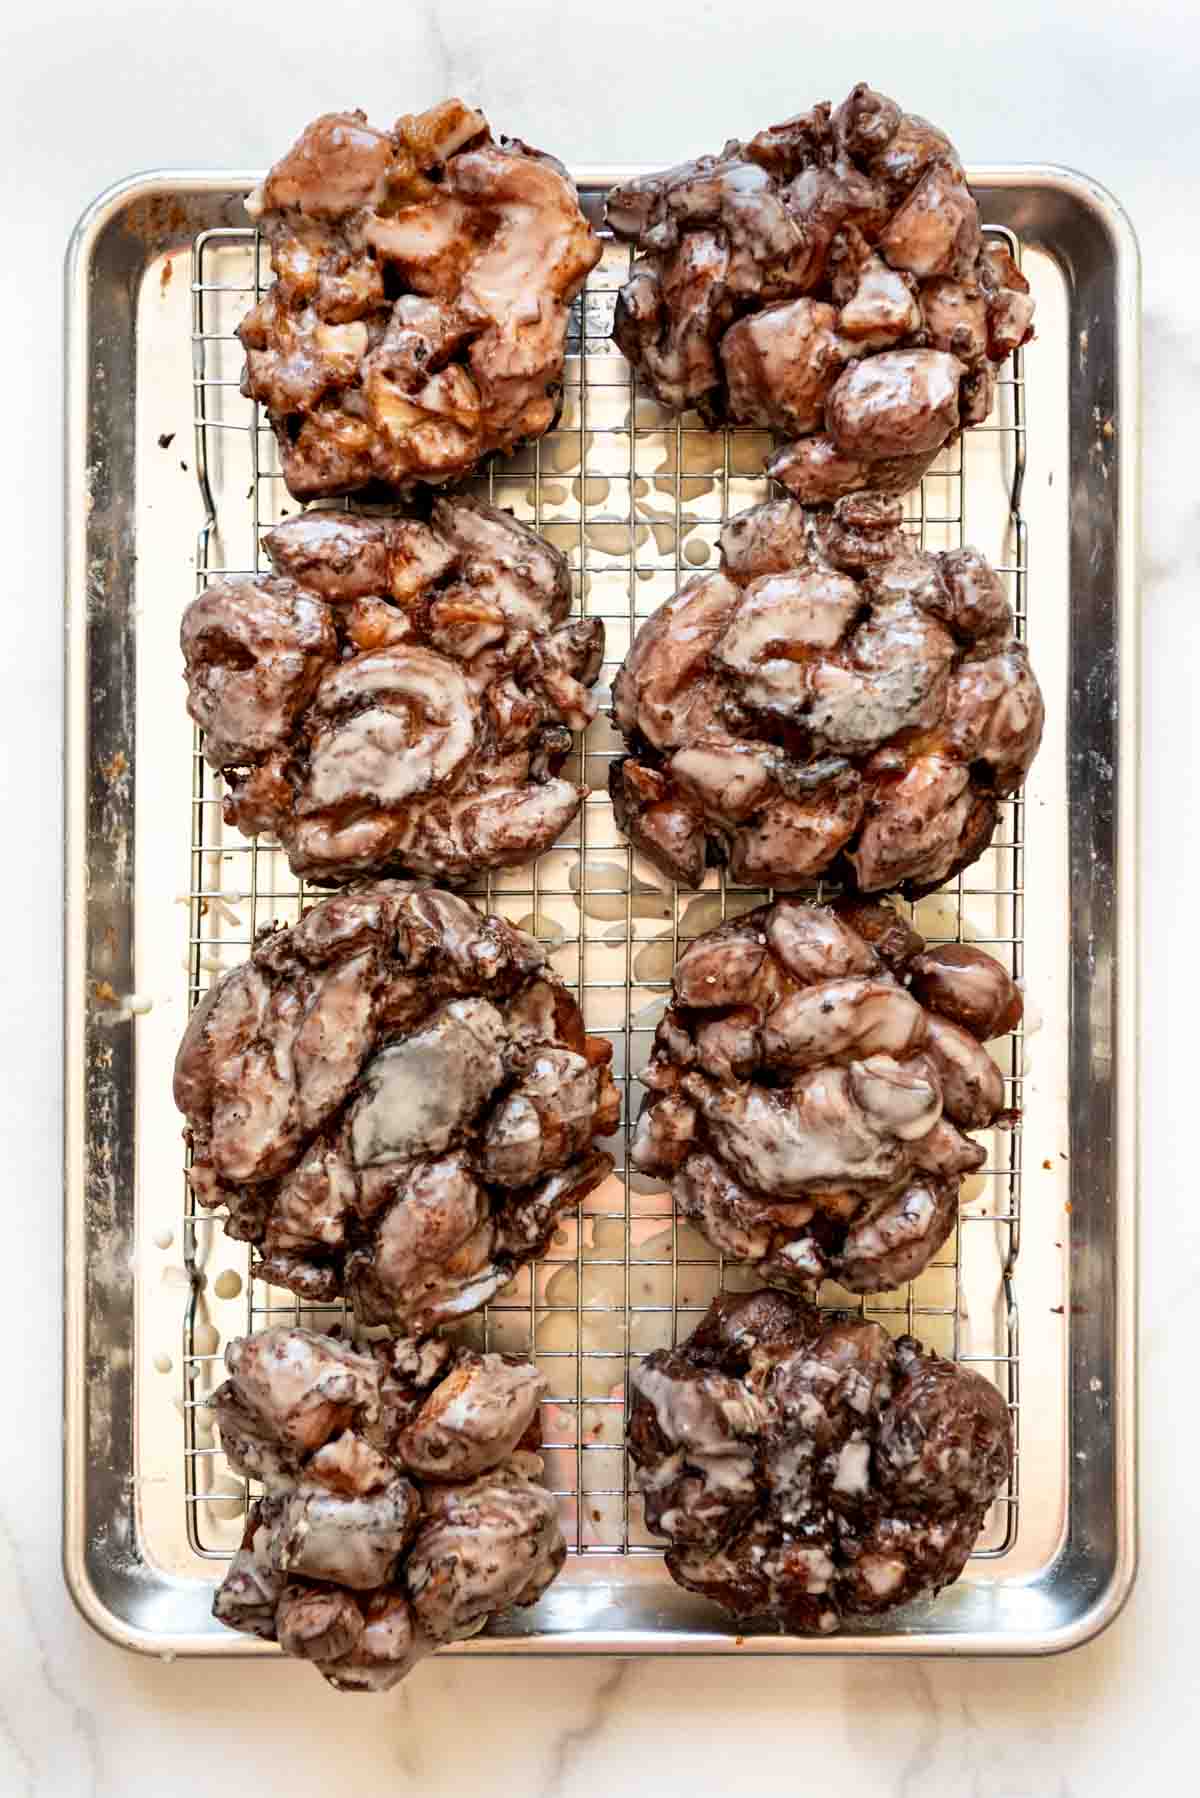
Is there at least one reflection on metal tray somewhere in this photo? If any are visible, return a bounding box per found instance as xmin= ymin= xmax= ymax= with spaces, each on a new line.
xmin=64 ymin=166 xmax=1139 ymax=1658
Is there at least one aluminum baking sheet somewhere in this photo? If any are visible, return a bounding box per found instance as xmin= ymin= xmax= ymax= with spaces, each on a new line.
xmin=64 ymin=166 xmax=1139 ymax=1657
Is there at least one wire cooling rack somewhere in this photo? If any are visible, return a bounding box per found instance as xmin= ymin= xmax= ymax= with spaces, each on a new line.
xmin=181 ymin=210 xmax=1027 ymax=1568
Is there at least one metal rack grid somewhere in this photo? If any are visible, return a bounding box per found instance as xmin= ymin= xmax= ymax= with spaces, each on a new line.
xmin=181 ymin=209 xmax=1027 ymax=1571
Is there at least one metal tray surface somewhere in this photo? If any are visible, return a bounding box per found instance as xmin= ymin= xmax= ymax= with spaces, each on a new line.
xmin=64 ymin=166 xmax=1139 ymax=1658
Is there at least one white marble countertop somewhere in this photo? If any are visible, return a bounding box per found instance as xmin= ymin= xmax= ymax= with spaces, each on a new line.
xmin=2 ymin=0 xmax=1193 ymax=1789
